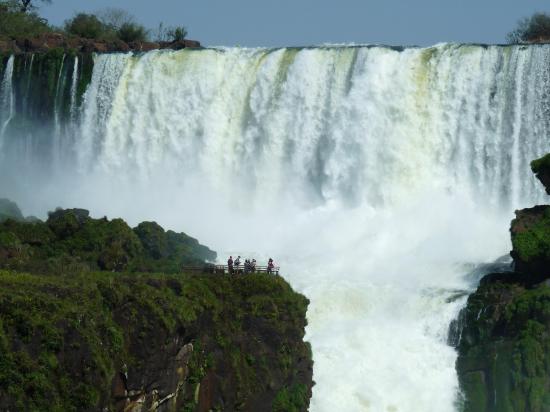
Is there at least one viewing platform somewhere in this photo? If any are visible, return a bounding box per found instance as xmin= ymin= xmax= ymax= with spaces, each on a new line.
xmin=182 ymin=264 xmax=280 ymax=276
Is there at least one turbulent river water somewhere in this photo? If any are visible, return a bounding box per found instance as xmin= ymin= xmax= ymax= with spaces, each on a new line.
xmin=1 ymin=44 xmax=550 ymax=412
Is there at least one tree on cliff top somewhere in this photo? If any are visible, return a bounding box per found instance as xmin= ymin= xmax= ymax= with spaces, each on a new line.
xmin=155 ymin=22 xmax=188 ymax=42
xmin=18 ymin=0 xmax=50 ymax=13
xmin=507 ymin=12 xmax=550 ymax=43
xmin=64 ymin=9 xmax=149 ymax=42
xmin=64 ymin=13 xmax=106 ymax=40
xmin=0 ymin=0 xmax=52 ymax=38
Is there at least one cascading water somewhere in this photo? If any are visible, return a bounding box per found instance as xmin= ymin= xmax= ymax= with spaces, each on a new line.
xmin=1 ymin=44 xmax=549 ymax=412
xmin=0 ymin=55 xmax=15 ymax=148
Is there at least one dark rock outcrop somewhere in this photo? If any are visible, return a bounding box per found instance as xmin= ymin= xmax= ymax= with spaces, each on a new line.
xmin=455 ymin=152 xmax=550 ymax=412
xmin=0 ymin=32 xmax=201 ymax=55
xmin=531 ymin=153 xmax=550 ymax=195
xmin=455 ymin=276 xmax=550 ymax=412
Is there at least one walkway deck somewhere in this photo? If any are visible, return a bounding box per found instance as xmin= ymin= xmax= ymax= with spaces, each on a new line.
xmin=182 ymin=264 xmax=280 ymax=276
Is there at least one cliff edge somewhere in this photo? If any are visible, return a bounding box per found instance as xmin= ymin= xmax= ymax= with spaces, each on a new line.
xmin=455 ymin=153 xmax=550 ymax=412
xmin=0 ymin=32 xmax=201 ymax=54
xmin=0 ymin=204 xmax=313 ymax=412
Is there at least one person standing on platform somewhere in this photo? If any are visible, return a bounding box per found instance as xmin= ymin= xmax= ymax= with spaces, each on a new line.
xmin=228 ymin=256 xmax=234 ymax=274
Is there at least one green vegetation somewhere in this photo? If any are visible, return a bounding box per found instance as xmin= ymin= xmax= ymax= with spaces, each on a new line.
xmin=0 ymin=0 xmax=52 ymax=39
xmin=457 ymin=282 xmax=550 ymax=412
xmin=116 ymin=21 xmax=148 ymax=43
xmin=457 ymin=152 xmax=550 ymax=411
xmin=0 ymin=2 xmax=188 ymax=44
xmin=272 ymin=383 xmax=310 ymax=412
xmin=0 ymin=206 xmax=216 ymax=274
xmin=64 ymin=13 xmax=106 ymax=40
xmin=64 ymin=9 xmax=149 ymax=42
xmin=169 ymin=26 xmax=188 ymax=41
xmin=0 ymin=270 xmax=311 ymax=411
xmin=507 ymin=12 xmax=550 ymax=44
xmin=156 ymin=23 xmax=188 ymax=42
xmin=0 ymin=201 xmax=312 ymax=410
xmin=511 ymin=206 xmax=550 ymax=263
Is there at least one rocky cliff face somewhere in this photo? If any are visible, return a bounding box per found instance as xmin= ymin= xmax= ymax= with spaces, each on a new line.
xmin=0 ymin=203 xmax=312 ymax=411
xmin=455 ymin=153 xmax=550 ymax=412
xmin=0 ymin=32 xmax=201 ymax=55
xmin=532 ymin=153 xmax=550 ymax=196
xmin=0 ymin=271 xmax=312 ymax=412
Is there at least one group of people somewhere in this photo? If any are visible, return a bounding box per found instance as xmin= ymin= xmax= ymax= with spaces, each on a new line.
xmin=227 ymin=256 xmax=276 ymax=274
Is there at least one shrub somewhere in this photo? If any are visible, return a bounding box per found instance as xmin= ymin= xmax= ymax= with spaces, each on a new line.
xmin=155 ymin=23 xmax=188 ymax=42
xmin=64 ymin=13 xmax=107 ymax=40
xmin=117 ymin=22 xmax=148 ymax=43
xmin=168 ymin=26 xmax=187 ymax=41
xmin=507 ymin=12 xmax=550 ymax=43
xmin=96 ymin=7 xmax=134 ymax=31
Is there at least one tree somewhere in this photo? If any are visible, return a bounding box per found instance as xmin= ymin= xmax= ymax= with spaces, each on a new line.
xmin=18 ymin=0 xmax=50 ymax=13
xmin=117 ymin=22 xmax=148 ymax=43
xmin=507 ymin=12 xmax=550 ymax=43
xmin=96 ymin=7 xmax=134 ymax=31
xmin=168 ymin=26 xmax=187 ymax=41
xmin=0 ymin=0 xmax=51 ymax=37
xmin=97 ymin=8 xmax=149 ymax=43
xmin=64 ymin=9 xmax=149 ymax=43
xmin=155 ymin=22 xmax=187 ymax=42
xmin=64 ymin=13 xmax=106 ymax=39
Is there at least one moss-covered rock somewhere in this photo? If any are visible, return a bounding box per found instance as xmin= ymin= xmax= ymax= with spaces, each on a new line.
xmin=511 ymin=205 xmax=550 ymax=278
xmin=531 ymin=153 xmax=550 ymax=195
xmin=456 ymin=276 xmax=550 ymax=412
xmin=456 ymin=152 xmax=550 ymax=411
xmin=0 ymin=270 xmax=312 ymax=412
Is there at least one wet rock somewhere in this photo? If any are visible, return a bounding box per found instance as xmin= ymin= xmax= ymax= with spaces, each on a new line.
xmin=456 ymin=152 xmax=550 ymax=411
xmin=531 ymin=153 xmax=550 ymax=195
xmin=510 ymin=205 xmax=550 ymax=279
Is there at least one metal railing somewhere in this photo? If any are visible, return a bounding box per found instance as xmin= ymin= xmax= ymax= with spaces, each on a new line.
xmin=182 ymin=264 xmax=280 ymax=276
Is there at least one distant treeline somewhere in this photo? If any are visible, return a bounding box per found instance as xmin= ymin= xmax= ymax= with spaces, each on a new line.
xmin=0 ymin=0 xmax=187 ymax=43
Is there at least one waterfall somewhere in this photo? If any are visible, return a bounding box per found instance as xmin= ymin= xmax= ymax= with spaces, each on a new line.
xmin=70 ymin=56 xmax=79 ymax=121
xmin=23 ymin=54 xmax=34 ymax=114
xmin=0 ymin=55 xmax=15 ymax=149
xmin=1 ymin=44 xmax=550 ymax=412
xmin=52 ymin=54 xmax=67 ymax=164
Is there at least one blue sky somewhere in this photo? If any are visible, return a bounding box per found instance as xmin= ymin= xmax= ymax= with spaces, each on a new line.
xmin=39 ymin=0 xmax=549 ymax=47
